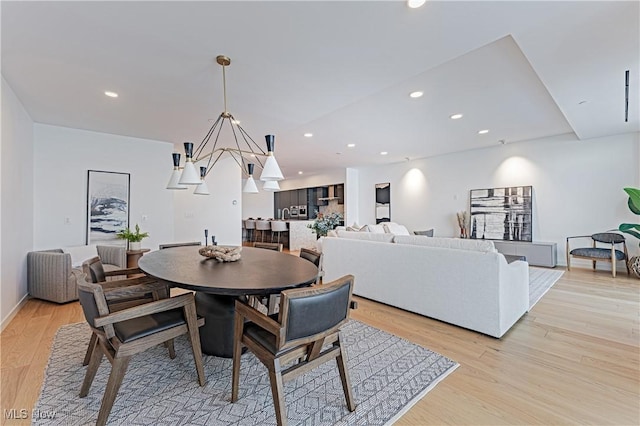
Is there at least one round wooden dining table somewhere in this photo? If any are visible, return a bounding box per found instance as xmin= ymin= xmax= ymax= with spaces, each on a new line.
xmin=138 ymin=246 xmax=318 ymax=357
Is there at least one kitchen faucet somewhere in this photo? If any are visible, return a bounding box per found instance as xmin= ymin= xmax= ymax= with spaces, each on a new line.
xmin=281 ymin=207 xmax=290 ymax=220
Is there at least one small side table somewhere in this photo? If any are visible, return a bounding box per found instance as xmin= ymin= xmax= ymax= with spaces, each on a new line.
xmin=126 ymin=248 xmax=150 ymax=269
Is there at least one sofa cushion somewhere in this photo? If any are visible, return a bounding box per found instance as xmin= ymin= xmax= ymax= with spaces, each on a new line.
xmin=383 ymin=223 xmax=410 ymax=235
xmin=336 ymin=230 xmax=395 ymax=243
xmin=62 ymin=245 xmax=99 ymax=268
xmin=393 ymin=236 xmax=497 ymax=253
xmin=364 ymin=224 xmax=386 ymax=233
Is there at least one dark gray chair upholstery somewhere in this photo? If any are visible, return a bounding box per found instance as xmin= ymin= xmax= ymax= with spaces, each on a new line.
xmin=566 ymin=232 xmax=630 ymax=277
xmin=76 ymin=274 xmax=205 ymax=426
xmin=231 ymin=275 xmax=356 ymax=426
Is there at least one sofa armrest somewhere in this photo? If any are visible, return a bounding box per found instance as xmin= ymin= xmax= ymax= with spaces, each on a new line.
xmin=27 ymin=251 xmax=77 ymax=303
xmin=97 ymin=245 xmax=126 ymax=268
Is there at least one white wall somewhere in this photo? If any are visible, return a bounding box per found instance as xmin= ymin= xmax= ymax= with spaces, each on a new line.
xmin=173 ymin=156 xmax=242 ymax=246
xmin=1 ymin=77 xmax=34 ymax=328
xmin=33 ymin=124 xmax=175 ymax=250
xmin=356 ymin=132 xmax=640 ymax=265
xmin=242 ymin=182 xmax=274 ymax=220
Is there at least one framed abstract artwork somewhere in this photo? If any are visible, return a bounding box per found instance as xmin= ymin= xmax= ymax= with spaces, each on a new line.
xmin=86 ymin=170 xmax=130 ymax=244
xmin=375 ymin=183 xmax=391 ymax=224
xmin=469 ymin=186 xmax=533 ymax=241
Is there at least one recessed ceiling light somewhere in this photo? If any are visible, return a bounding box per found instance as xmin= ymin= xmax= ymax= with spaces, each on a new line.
xmin=380 ymin=151 xmax=388 ymax=155
xmin=347 ymin=143 xmax=356 ymax=148
xmin=409 ymin=91 xmax=423 ymax=98
xmin=104 ymin=91 xmax=118 ymax=98
xmin=407 ymin=0 xmax=427 ymax=8
xmin=478 ymin=129 xmax=490 ymax=134
xmin=304 ymin=133 xmax=313 ymax=138
xmin=450 ymin=113 xmax=463 ymax=120
xmin=298 ymin=171 xmax=303 ymax=175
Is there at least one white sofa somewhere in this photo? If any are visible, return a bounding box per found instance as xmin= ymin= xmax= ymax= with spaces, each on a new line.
xmin=322 ymin=233 xmax=529 ymax=338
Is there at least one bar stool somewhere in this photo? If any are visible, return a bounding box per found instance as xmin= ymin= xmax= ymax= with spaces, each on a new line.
xmin=255 ymin=220 xmax=271 ymax=243
xmin=270 ymin=220 xmax=288 ymax=244
xmin=244 ymin=219 xmax=256 ymax=243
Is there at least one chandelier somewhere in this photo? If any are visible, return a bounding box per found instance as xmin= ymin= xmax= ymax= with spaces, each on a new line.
xmin=166 ymin=55 xmax=284 ymax=195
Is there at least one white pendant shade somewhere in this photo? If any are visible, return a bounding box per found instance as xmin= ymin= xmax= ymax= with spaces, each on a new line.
xmin=259 ymin=155 xmax=284 ymax=181
xmin=166 ymin=169 xmax=188 ymax=189
xmin=263 ymin=180 xmax=280 ymax=191
xmin=193 ymin=180 xmax=210 ymax=195
xmin=243 ymin=176 xmax=259 ymax=193
xmin=179 ymin=161 xmax=201 ymax=185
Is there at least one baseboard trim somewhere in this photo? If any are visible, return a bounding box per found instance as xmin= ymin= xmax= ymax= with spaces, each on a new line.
xmin=0 ymin=293 xmax=30 ymax=333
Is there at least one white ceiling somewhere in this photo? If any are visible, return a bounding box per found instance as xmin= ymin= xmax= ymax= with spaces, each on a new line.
xmin=2 ymin=1 xmax=638 ymax=179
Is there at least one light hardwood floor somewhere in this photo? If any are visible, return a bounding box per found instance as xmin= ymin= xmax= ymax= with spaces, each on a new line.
xmin=1 ymin=266 xmax=638 ymax=425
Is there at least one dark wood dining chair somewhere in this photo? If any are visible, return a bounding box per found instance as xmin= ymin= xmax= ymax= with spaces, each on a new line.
xmin=253 ymin=242 xmax=283 ymax=251
xmin=81 ymin=256 xmax=170 ymax=366
xmin=231 ymin=274 xmax=356 ymax=426
xmin=299 ymin=247 xmax=322 ymax=284
xmin=77 ymin=273 xmax=205 ymax=426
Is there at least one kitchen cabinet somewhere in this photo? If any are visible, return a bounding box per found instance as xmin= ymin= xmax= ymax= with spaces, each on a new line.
xmin=297 ymin=189 xmax=308 ymax=206
xmin=336 ymin=184 xmax=344 ymax=204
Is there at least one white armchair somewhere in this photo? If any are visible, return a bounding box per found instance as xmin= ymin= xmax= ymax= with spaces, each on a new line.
xmin=27 ymin=245 xmax=126 ymax=303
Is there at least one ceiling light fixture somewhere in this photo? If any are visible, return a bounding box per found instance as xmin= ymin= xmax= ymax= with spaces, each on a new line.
xmin=167 ymin=55 xmax=283 ymax=195
xmin=304 ymin=133 xmax=313 ymax=138
xmin=478 ymin=129 xmax=489 ymax=134
xmin=450 ymin=113 xmax=463 ymax=120
xmin=298 ymin=171 xmax=303 ymax=175
xmin=409 ymin=91 xmax=423 ymax=98
xmin=104 ymin=91 xmax=118 ymax=98
xmin=347 ymin=143 xmax=356 ymax=148
xmin=407 ymin=0 xmax=427 ymax=9
xmin=263 ymin=180 xmax=280 ymax=192
xmin=380 ymin=151 xmax=388 ymax=155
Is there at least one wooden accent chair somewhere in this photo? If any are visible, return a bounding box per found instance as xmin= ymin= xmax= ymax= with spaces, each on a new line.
xmin=158 ymin=241 xmax=201 ymax=249
xmin=253 ymin=242 xmax=283 ymax=252
xmin=231 ymin=275 xmax=356 ymax=426
xmin=299 ymin=247 xmax=323 ymax=285
xmin=566 ymin=232 xmax=630 ymax=277
xmin=76 ymin=274 xmax=205 ymax=426
xmin=81 ymin=256 xmax=170 ymax=365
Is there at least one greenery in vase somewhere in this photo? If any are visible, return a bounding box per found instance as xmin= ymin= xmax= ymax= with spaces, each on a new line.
xmin=619 ymin=187 xmax=640 ymax=247
xmin=116 ymin=224 xmax=149 ymax=242
xmin=308 ymin=211 xmax=343 ymax=237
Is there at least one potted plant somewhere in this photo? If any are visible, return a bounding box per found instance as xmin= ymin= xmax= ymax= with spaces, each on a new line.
xmin=308 ymin=211 xmax=343 ymax=237
xmin=116 ymin=224 xmax=149 ymax=250
xmin=619 ymin=187 xmax=640 ymax=278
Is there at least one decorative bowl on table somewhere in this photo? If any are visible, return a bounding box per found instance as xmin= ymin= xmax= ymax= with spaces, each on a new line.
xmin=199 ymin=245 xmax=242 ymax=262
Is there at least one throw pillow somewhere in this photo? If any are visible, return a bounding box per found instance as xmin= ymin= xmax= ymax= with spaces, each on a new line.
xmin=367 ymin=224 xmax=386 ymax=234
xmin=62 ymin=245 xmax=98 ymax=268
xmin=413 ymin=229 xmax=434 ymax=237
xmin=383 ymin=223 xmax=410 ymax=235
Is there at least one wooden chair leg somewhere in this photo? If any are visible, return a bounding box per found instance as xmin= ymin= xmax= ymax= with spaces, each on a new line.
xmin=231 ymin=313 xmax=245 ymax=402
xmin=83 ymin=332 xmax=98 ymax=366
xmin=268 ymin=361 xmax=287 ymax=426
xmin=80 ymin=342 xmax=104 ymax=397
xmin=165 ymin=339 xmax=176 ymax=359
xmin=335 ymin=341 xmax=356 ymax=412
xmin=184 ymin=302 xmax=205 ymax=386
xmin=612 ymin=258 xmax=617 ymax=278
xmin=96 ymin=356 xmax=131 ymax=426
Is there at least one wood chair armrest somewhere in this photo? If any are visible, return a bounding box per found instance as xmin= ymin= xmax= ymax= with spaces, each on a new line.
xmin=98 ymin=275 xmax=160 ymax=290
xmin=104 ymin=267 xmax=143 ymax=277
xmin=566 ymin=235 xmax=592 ymax=242
xmin=235 ymin=298 xmax=282 ymax=335
xmin=94 ymin=293 xmax=194 ymax=327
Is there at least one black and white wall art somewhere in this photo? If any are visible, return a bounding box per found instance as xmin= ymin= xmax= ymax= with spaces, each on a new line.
xmin=86 ymin=170 xmax=130 ymax=244
xmin=469 ymin=186 xmax=532 ymax=241
xmin=375 ymin=182 xmax=391 ymax=224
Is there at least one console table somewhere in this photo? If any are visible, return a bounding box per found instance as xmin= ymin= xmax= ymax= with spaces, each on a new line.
xmin=493 ymin=241 xmax=557 ymax=267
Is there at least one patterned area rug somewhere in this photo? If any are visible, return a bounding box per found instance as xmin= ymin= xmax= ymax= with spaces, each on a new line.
xmin=35 ymin=320 xmax=458 ymax=425
xmin=529 ymin=266 xmax=564 ymax=309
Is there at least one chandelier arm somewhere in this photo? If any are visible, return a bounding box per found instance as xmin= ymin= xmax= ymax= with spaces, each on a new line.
xmin=201 ymin=117 xmax=228 ymax=171
xmin=193 ymin=114 xmax=224 ymax=160
xmin=203 ymin=150 xmax=226 ymax=177
xmin=236 ymin=124 xmax=267 ymax=155
xmin=228 ymin=120 xmax=249 ymax=173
